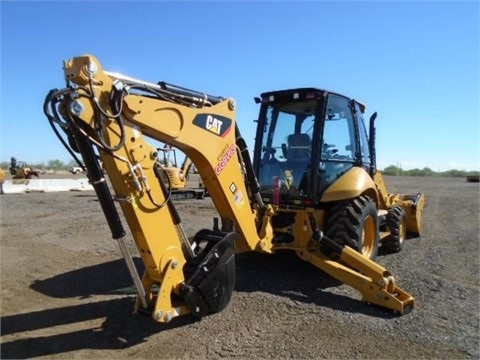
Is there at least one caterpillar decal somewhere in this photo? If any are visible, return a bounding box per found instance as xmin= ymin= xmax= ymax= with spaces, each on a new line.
xmin=193 ymin=114 xmax=232 ymax=138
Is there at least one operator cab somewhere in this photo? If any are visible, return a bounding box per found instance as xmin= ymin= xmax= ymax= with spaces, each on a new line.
xmin=253 ymin=88 xmax=372 ymax=207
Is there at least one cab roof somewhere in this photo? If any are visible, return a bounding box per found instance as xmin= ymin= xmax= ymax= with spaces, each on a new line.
xmin=259 ymin=87 xmax=367 ymax=113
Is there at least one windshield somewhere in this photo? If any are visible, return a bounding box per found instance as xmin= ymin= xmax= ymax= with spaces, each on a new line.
xmin=257 ymin=100 xmax=316 ymax=197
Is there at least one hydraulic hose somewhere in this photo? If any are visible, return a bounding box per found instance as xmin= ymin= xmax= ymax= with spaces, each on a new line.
xmin=43 ymin=89 xmax=85 ymax=169
xmin=235 ymin=125 xmax=264 ymax=207
xmin=157 ymin=81 xmax=224 ymax=105
xmin=71 ymin=121 xmax=126 ymax=240
xmin=153 ymin=163 xmax=195 ymax=259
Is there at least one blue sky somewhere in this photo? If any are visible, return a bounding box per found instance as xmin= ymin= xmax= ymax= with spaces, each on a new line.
xmin=1 ymin=0 xmax=478 ymax=171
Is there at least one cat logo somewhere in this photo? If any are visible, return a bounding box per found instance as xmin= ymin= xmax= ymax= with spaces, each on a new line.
xmin=193 ymin=114 xmax=232 ymax=137
xmin=206 ymin=115 xmax=223 ymax=135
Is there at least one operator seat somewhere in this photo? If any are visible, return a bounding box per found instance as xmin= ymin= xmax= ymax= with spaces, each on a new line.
xmin=287 ymin=134 xmax=311 ymax=161
xmin=285 ymin=134 xmax=311 ymax=190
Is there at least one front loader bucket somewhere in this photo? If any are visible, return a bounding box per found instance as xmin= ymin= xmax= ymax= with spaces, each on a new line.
xmin=387 ymin=193 xmax=426 ymax=235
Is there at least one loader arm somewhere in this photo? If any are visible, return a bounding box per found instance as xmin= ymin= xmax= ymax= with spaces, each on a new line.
xmin=44 ymin=54 xmax=414 ymax=323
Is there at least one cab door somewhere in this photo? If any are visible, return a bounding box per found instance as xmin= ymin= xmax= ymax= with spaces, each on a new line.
xmin=352 ymin=100 xmax=372 ymax=172
xmin=318 ymin=94 xmax=358 ymax=193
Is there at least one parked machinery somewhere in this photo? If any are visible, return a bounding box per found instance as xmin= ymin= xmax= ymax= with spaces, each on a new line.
xmin=157 ymin=145 xmax=205 ymax=200
xmin=9 ymin=157 xmax=40 ymax=179
xmin=43 ymin=54 xmax=425 ymax=324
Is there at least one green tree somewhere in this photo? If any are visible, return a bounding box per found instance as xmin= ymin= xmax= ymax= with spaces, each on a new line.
xmin=421 ymin=167 xmax=436 ymax=176
xmin=47 ymin=159 xmax=65 ymax=172
xmin=441 ymin=169 xmax=467 ymax=177
xmin=382 ymin=165 xmax=403 ymax=176
xmin=404 ymin=167 xmax=436 ymax=176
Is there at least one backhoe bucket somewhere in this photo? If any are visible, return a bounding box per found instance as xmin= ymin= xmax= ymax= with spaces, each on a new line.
xmin=181 ymin=231 xmax=236 ymax=317
xmin=387 ymin=193 xmax=426 ymax=234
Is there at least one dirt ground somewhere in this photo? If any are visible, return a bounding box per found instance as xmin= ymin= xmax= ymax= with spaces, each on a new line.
xmin=1 ymin=174 xmax=479 ymax=359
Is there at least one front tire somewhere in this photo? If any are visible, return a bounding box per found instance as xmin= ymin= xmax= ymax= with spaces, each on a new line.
xmin=326 ymin=195 xmax=380 ymax=260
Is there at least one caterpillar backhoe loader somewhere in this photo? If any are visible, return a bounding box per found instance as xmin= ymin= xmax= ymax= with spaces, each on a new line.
xmin=44 ymin=54 xmax=424 ymax=324
xmin=9 ymin=157 xmax=40 ymax=179
xmin=157 ymin=145 xmax=205 ymax=200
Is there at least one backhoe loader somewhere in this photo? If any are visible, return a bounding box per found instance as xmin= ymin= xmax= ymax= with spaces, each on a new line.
xmin=44 ymin=54 xmax=424 ymax=324
xmin=157 ymin=145 xmax=205 ymax=200
xmin=9 ymin=157 xmax=40 ymax=179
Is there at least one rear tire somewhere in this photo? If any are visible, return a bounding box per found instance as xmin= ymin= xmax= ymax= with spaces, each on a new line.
xmin=326 ymin=195 xmax=380 ymax=260
xmin=382 ymin=205 xmax=406 ymax=253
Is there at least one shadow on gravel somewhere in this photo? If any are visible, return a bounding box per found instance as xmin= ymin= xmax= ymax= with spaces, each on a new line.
xmin=0 ymin=298 xmax=198 ymax=359
xmin=2 ymin=258 xmax=195 ymax=359
xmin=29 ymin=258 xmax=145 ymax=298
xmin=235 ymin=251 xmax=397 ymax=318
xmin=2 ymin=252 xmax=395 ymax=358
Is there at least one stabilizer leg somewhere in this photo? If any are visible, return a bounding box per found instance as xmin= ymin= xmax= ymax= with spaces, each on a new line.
xmin=297 ymin=235 xmax=414 ymax=315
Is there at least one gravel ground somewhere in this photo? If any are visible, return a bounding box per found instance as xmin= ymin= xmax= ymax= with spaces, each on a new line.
xmin=1 ymin=175 xmax=479 ymax=359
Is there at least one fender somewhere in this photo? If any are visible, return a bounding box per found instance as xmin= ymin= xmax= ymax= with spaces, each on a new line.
xmin=320 ymin=167 xmax=378 ymax=204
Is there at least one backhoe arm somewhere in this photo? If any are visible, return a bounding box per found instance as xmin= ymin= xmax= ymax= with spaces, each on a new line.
xmin=44 ymin=54 xmax=274 ymax=322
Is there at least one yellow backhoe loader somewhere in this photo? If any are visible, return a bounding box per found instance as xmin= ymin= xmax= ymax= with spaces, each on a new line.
xmin=157 ymin=145 xmax=205 ymax=200
xmin=0 ymin=168 xmax=5 ymax=194
xmin=9 ymin=157 xmax=40 ymax=179
xmin=43 ymin=54 xmax=425 ymax=324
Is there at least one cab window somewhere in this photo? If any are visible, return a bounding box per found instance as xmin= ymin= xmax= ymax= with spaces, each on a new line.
xmin=318 ymin=94 xmax=356 ymax=192
xmin=322 ymin=95 xmax=356 ymax=161
xmin=354 ymin=102 xmax=371 ymax=166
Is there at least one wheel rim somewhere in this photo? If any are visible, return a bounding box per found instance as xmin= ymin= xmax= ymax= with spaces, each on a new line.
xmin=362 ymin=215 xmax=376 ymax=257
